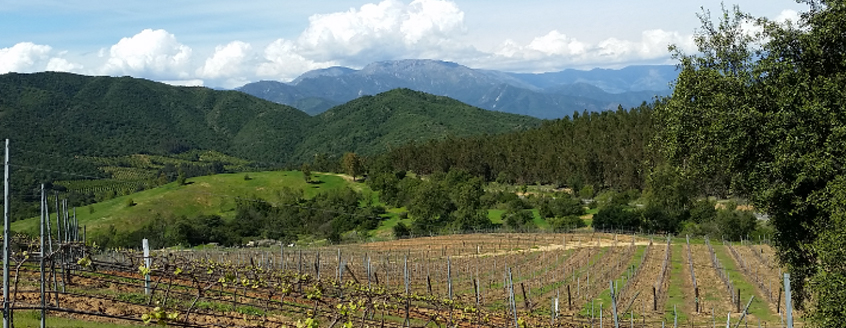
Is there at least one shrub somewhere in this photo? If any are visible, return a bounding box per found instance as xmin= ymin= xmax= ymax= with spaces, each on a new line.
xmin=593 ymin=205 xmax=640 ymax=231
xmin=503 ymin=209 xmax=534 ymax=230
xmin=579 ymin=185 xmax=595 ymax=199
xmin=393 ymin=222 xmax=410 ymax=239
xmin=715 ymin=209 xmax=757 ymax=241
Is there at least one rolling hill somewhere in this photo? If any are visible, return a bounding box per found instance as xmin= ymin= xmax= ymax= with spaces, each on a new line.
xmin=0 ymin=71 xmax=311 ymax=163
xmin=295 ymin=88 xmax=541 ymax=158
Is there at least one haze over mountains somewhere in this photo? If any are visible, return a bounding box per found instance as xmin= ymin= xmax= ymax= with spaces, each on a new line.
xmin=238 ymin=60 xmax=678 ymax=119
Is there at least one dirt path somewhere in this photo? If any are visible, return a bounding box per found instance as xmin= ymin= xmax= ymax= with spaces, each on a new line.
xmin=618 ymin=242 xmax=658 ymax=316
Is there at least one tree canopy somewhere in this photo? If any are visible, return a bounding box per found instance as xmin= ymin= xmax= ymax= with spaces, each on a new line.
xmin=657 ymin=2 xmax=846 ymax=325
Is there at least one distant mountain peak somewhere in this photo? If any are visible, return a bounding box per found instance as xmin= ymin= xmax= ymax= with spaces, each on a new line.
xmin=239 ymin=59 xmax=678 ymax=119
xmin=291 ymin=66 xmax=356 ymax=85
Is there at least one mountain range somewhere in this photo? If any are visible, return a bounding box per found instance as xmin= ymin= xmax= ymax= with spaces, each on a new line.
xmin=238 ymin=60 xmax=677 ymax=119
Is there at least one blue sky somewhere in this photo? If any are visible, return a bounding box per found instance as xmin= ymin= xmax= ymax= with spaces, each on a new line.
xmin=0 ymin=0 xmax=805 ymax=88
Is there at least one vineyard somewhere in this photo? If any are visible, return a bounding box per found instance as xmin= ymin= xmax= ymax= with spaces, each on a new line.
xmin=1 ymin=231 xmax=800 ymax=328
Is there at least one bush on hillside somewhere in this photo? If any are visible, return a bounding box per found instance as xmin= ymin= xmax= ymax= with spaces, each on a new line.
xmin=592 ymin=205 xmax=640 ymax=231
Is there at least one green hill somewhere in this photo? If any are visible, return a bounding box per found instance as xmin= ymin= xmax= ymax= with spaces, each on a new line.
xmin=295 ymin=88 xmax=541 ymax=157
xmin=0 ymin=72 xmax=310 ymax=162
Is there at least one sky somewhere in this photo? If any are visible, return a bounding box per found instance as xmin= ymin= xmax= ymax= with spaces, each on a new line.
xmin=0 ymin=0 xmax=806 ymax=88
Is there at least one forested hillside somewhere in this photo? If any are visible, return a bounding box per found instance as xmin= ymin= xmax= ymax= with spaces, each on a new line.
xmin=0 ymin=72 xmax=311 ymax=161
xmin=296 ymin=89 xmax=541 ymax=159
xmin=374 ymin=103 xmax=659 ymax=192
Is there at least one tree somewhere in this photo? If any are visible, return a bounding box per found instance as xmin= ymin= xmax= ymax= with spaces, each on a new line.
xmin=176 ymin=168 xmax=186 ymax=186
xmin=408 ymin=181 xmax=455 ymax=234
xmin=301 ymin=163 xmax=312 ymax=183
xmin=579 ymin=185 xmax=595 ymax=199
xmin=657 ymin=3 xmax=846 ymax=324
xmin=342 ymin=152 xmax=363 ymax=181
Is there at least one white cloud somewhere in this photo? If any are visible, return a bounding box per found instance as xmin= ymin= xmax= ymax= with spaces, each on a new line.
xmin=197 ymin=41 xmax=251 ymax=79
xmin=100 ymin=29 xmax=193 ymax=79
xmin=638 ymin=29 xmax=694 ymax=57
xmin=160 ymin=79 xmax=204 ymax=87
xmin=256 ymin=39 xmax=336 ymax=81
xmin=293 ymin=0 xmax=470 ymax=66
xmin=0 ymin=42 xmax=83 ymax=74
xmin=526 ymin=30 xmax=587 ymax=57
xmin=776 ymin=9 xmax=800 ymax=24
xmin=481 ymin=28 xmax=693 ymax=72
xmin=0 ymin=42 xmax=53 ymax=73
xmin=196 ymin=41 xmax=253 ymax=88
xmin=45 ymin=57 xmax=83 ymax=72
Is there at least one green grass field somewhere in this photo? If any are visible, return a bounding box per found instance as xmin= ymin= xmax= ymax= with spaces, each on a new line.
xmin=13 ymin=311 xmax=142 ymax=328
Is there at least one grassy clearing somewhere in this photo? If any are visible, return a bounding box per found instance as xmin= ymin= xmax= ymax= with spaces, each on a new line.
xmin=531 ymin=209 xmax=551 ymax=230
xmin=664 ymin=244 xmax=689 ymax=323
xmin=485 ymin=209 xmax=550 ymax=229
xmin=11 ymin=171 xmax=364 ymax=236
xmin=372 ymin=207 xmax=412 ymax=240
xmin=487 ymin=209 xmax=505 ymax=224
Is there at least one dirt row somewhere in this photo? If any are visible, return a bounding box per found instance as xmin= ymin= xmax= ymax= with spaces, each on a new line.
xmin=730 ymin=244 xmax=785 ymax=316
xmin=617 ymin=241 xmax=665 ymax=317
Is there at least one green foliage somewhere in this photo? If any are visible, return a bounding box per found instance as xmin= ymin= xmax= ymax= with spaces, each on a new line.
xmin=408 ymin=179 xmax=455 ymax=234
xmin=688 ymin=199 xmax=717 ymax=224
xmin=536 ymin=195 xmax=583 ymax=219
xmin=342 ymin=152 xmax=363 ymax=181
xmin=594 ymin=189 xmax=638 ymax=209
xmin=0 ymin=75 xmax=535 ymax=221
xmin=301 ymin=163 xmax=312 ymax=183
xmin=176 ymin=168 xmax=186 ymax=185
xmin=393 ymin=221 xmax=410 ymax=239
xmin=656 ymin=3 xmax=846 ymax=321
xmin=293 ymin=88 xmax=541 ymax=161
xmin=379 ymin=102 xmax=657 ymax=189
xmin=592 ymin=205 xmax=640 ymax=231
xmin=369 ymin=168 xmax=499 ymax=234
xmin=502 ymin=208 xmax=534 ymax=231
xmin=640 ymin=205 xmax=680 ymax=234
xmin=644 ymin=164 xmax=695 ymax=216
xmin=579 ymin=185 xmax=595 ymax=199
